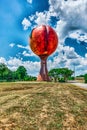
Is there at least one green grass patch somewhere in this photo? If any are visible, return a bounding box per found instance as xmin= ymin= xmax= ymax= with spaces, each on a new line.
xmin=0 ymin=82 xmax=87 ymax=130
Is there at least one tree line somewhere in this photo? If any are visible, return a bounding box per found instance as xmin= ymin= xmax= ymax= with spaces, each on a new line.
xmin=0 ymin=63 xmax=36 ymax=82
xmin=0 ymin=63 xmax=87 ymax=83
xmin=49 ymin=68 xmax=87 ymax=83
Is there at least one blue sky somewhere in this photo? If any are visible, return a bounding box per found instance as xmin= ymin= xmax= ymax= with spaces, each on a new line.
xmin=0 ymin=0 xmax=87 ymax=76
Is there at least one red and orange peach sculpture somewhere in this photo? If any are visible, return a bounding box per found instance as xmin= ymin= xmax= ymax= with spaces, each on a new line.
xmin=29 ymin=25 xmax=58 ymax=81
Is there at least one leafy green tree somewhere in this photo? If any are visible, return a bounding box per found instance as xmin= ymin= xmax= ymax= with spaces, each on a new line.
xmin=6 ymin=70 xmax=19 ymax=81
xmin=0 ymin=63 xmax=10 ymax=80
xmin=84 ymin=74 xmax=87 ymax=83
xmin=49 ymin=68 xmax=74 ymax=82
xmin=0 ymin=64 xmax=36 ymax=82
xmin=29 ymin=76 xmax=36 ymax=81
xmin=49 ymin=69 xmax=60 ymax=82
xmin=16 ymin=66 xmax=27 ymax=80
xmin=59 ymin=68 xmax=74 ymax=82
xmin=24 ymin=75 xmax=36 ymax=81
xmin=24 ymin=75 xmax=30 ymax=81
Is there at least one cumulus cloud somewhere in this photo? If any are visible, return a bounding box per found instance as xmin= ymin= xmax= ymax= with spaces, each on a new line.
xmin=22 ymin=11 xmax=52 ymax=29
xmin=22 ymin=0 xmax=87 ymax=41
xmin=22 ymin=51 xmax=30 ymax=57
xmin=55 ymin=45 xmax=79 ymax=63
xmin=9 ymin=43 xmax=36 ymax=59
xmin=55 ymin=20 xmax=67 ymax=42
xmin=29 ymin=15 xmax=35 ymax=21
xmin=27 ymin=0 xmax=32 ymax=4
xmin=8 ymin=58 xmax=40 ymax=76
xmin=49 ymin=0 xmax=87 ymax=39
xmin=34 ymin=11 xmax=51 ymax=26
xmin=22 ymin=50 xmax=35 ymax=57
xmin=0 ymin=57 xmax=6 ymax=64
xmin=22 ymin=18 xmax=31 ymax=30
xmin=69 ymin=30 xmax=87 ymax=42
xmin=17 ymin=44 xmax=36 ymax=57
xmin=7 ymin=57 xmax=22 ymax=67
xmin=0 ymin=43 xmax=87 ymax=76
xmin=17 ymin=44 xmax=29 ymax=50
xmin=47 ymin=43 xmax=87 ymax=76
xmin=85 ymin=53 xmax=87 ymax=58
xmin=9 ymin=43 xmax=15 ymax=48
xmin=0 ymin=57 xmax=40 ymax=76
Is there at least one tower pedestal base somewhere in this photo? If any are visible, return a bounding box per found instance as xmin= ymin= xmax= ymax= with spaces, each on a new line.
xmin=37 ymin=74 xmax=50 ymax=81
xmin=37 ymin=57 xmax=50 ymax=81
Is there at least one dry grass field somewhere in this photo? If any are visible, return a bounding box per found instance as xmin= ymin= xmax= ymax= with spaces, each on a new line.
xmin=0 ymin=82 xmax=87 ymax=130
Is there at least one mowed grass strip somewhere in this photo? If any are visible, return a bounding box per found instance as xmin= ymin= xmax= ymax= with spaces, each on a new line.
xmin=0 ymin=82 xmax=87 ymax=130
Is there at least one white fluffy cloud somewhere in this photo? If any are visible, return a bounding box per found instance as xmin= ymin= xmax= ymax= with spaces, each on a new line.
xmin=34 ymin=11 xmax=51 ymax=26
xmin=9 ymin=43 xmax=15 ymax=48
xmin=17 ymin=44 xmax=29 ymax=50
xmin=9 ymin=43 xmax=36 ymax=58
xmin=22 ymin=50 xmax=35 ymax=57
xmin=27 ymin=0 xmax=32 ymax=4
xmin=49 ymin=0 xmax=87 ymax=29
xmin=1 ymin=43 xmax=87 ymax=76
xmin=0 ymin=57 xmax=40 ymax=76
xmin=48 ymin=45 xmax=87 ymax=75
xmin=0 ymin=57 xmax=6 ymax=64
xmin=22 ymin=11 xmax=51 ymax=29
xmin=22 ymin=51 xmax=30 ymax=57
xmin=69 ymin=30 xmax=87 ymax=43
xmin=22 ymin=0 xmax=87 ymax=41
xmin=17 ymin=44 xmax=36 ymax=57
xmin=49 ymin=0 xmax=87 ymax=40
xmin=22 ymin=18 xmax=31 ymax=30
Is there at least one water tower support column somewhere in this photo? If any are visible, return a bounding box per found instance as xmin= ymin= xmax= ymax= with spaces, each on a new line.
xmin=37 ymin=57 xmax=50 ymax=81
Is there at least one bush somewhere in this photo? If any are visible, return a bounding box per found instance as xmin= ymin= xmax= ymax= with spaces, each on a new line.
xmin=68 ymin=76 xmax=75 ymax=80
xmin=84 ymin=74 xmax=87 ymax=83
xmin=58 ymin=78 xmax=65 ymax=82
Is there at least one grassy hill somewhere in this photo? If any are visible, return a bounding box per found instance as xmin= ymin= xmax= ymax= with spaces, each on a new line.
xmin=0 ymin=82 xmax=87 ymax=130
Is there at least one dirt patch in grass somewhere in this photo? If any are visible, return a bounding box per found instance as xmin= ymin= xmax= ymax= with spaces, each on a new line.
xmin=0 ymin=82 xmax=87 ymax=130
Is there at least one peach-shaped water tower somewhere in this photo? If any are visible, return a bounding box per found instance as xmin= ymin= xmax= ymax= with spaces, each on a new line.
xmin=29 ymin=25 xmax=58 ymax=81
